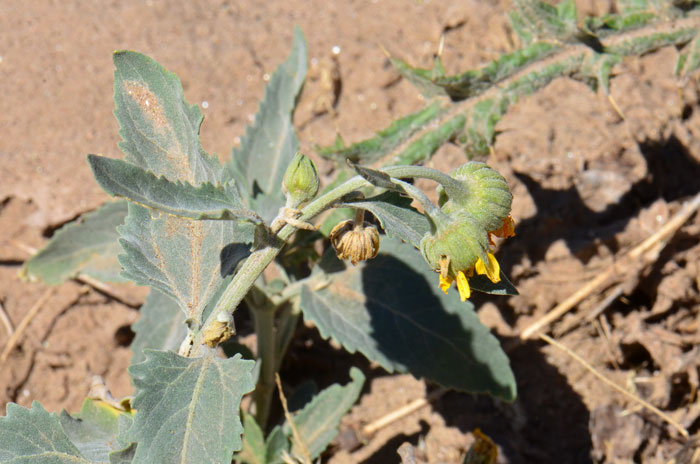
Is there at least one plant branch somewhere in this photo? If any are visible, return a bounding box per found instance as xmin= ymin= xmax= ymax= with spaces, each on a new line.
xmin=190 ymin=174 xmax=371 ymax=355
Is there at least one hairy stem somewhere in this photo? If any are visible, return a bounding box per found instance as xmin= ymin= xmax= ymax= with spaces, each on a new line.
xmin=190 ymin=174 xmax=370 ymax=355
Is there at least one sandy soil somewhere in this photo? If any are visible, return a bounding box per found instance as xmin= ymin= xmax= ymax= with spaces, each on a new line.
xmin=2 ymin=1 xmax=699 ymax=462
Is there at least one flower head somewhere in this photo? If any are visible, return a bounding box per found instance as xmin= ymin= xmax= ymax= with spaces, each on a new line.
xmin=420 ymin=162 xmax=515 ymax=301
xmin=330 ymin=212 xmax=380 ymax=266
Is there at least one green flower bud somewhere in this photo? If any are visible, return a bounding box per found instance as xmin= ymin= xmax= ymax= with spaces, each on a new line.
xmin=283 ymin=152 xmax=320 ymax=206
xmin=436 ymin=161 xmax=512 ymax=232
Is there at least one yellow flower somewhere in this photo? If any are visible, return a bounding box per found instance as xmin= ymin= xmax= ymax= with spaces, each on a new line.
xmin=475 ymin=252 xmax=501 ymax=283
xmin=437 ymin=255 xmax=474 ymax=301
xmin=455 ymin=271 xmax=471 ymax=301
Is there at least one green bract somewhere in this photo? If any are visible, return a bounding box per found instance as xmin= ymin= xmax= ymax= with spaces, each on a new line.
xmin=437 ymin=161 xmax=512 ymax=232
xmin=420 ymin=210 xmax=490 ymax=278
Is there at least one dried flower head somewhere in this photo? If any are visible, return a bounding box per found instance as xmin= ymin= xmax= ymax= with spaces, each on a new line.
xmin=330 ymin=211 xmax=380 ymax=266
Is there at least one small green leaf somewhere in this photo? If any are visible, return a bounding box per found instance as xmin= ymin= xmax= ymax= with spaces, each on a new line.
xmin=286 ymin=367 xmax=365 ymax=461
xmin=264 ymin=426 xmax=289 ymax=464
xmin=579 ymin=52 xmax=622 ymax=94
xmin=130 ymin=289 xmax=188 ymax=365
xmin=88 ymin=155 xmax=260 ymax=223
xmin=0 ymin=401 xmax=89 ymax=463
xmin=465 ymin=98 xmax=508 ymax=156
xmin=556 ymin=0 xmax=577 ymax=24
xmin=225 ymin=27 xmax=307 ymax=223
xmin=23 ymin=201 xmax=127 ymax=285
xmin=390 ymin=114 xmax=466 ymax=165
xmin=348 ymin=162 xmax=403 ymax=192
xmin=127 ymin=350 xmax=255 ymax=464
xmin=300 ymin=239 xmax=516 ymax=401
xmin=342 ymin=192 xmax=430 ymax=249
xmin=237 ymin=413 xmax=266 ymax=464
xmin=59 ymin=399 xmax=128 ymax=462
xmin=676 ymin=34 xmax=700 ymax=77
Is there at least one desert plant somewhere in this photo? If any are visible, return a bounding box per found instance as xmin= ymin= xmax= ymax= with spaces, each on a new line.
xmin=4 ymin=1 xmax=699 ymax=463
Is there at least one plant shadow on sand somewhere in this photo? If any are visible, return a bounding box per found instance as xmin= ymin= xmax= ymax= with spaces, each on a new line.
xmin=504 ymin=134 xmax=700 ymax=268
xmin=274 ymin=253 xmax=594 ymax=463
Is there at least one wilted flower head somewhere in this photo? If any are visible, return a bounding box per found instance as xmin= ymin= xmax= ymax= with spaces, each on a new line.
xmin=330 ymin=211 xmax=379 ymax=266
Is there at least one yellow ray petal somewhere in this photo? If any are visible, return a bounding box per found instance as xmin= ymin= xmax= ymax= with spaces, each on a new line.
xmin=438 ymin=274 xmax=453 ymax=294
xmin=456 ymin=271 xmax=471 ymax=301
xmin=475 ymin=253 xmax=501 ymax=283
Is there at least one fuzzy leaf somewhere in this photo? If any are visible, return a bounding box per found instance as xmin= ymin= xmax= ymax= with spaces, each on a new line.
xmin=0 ymin=401 xmax=89 ymax=463
xmin=113 ymin=51 xmax=219 ymax=185
xmin=348 ymin=162 xmax=403 ymax=192
xmin=23 ymin=201 xmax=127 ymax=285
xmin=58 ymin=399 xmax=130 ymax=463
xmin=236 ymin=414 xmax=266 ymax=464
xmin=391 ymin=42 xmax=559 ymax=100
xmin=118 ymin=203 xmax=252 ymax=321
xmin=318 ymin=103 xmax=443 ymax=163
xmin=225 ymin=27 xmax=307 ymax=223
xmin=465 ymin=98 xmax=507 ymax=156
xmin=676 ymin=34 xmax=700 ymax=77
xmin=390 ymin=114 xmax=466 ymax=165
xmin=579 ymin=52 xmax=622 ymax=94
xmin=88 ymin=155 xmax=260 ymax=223
xmin=512 ymin=0 xmax=578 ymax=42
xmin=300 ymin=239 xmax=516 ymax=400
xmin=342 ymin=192 xmax=430 ymax=249
xmin=130 ymin=289 xmax=188 ymax=365
xmin=286 ymin=367 xmax=365 ymax=460
xmin=126 ymin=350 xmax=255 ymax=464
xmin=112 ymin=50 xmax=255 ymax=326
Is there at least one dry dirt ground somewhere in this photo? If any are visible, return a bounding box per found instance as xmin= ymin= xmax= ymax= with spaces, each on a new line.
xmin=2 ymin=1 xmax=700 ymax=462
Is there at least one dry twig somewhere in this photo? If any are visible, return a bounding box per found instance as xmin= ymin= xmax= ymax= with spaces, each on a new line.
xmin=362 ymin=387 xmax=448 ymax=437
xmin=275 ymin=373 xmax=311 ymax=464
xmin=0 ymin=287 xmax=54 ymax=364
xmin=0 ymin=299 xmax=14 ymax=337
xmin=539 ymin=333 xmax=689 ymax=438
xmin=10 ymin=239 xmax=140 ymax=308
xmin=521 ymin=191 xmax=700 ymax=340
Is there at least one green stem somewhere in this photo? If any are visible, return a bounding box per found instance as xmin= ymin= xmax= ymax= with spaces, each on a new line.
xmin=190 ymin=174 xmax=369 ymax=355
xmin=383 ymin=165 xmax=468 ymax=204
xmin=251 ymin=303 xmax=276 ymax=430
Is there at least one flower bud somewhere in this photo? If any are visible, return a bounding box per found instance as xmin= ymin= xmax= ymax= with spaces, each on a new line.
xmin=437 ymin=161 xmax=512 ymax=232
xmin=283 ymin=152 xmax=320 ymax=206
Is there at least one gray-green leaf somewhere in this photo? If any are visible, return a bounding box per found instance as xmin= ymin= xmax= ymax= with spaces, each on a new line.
xmin=88 ymin=155 xmax=260 ymax=223
xmin=130 ymin=289 xmax=188 ymax=365
xmin=58 ymin=399 xmax=129 ymax=463
xmin=286 ymin=367 xmax=364 ymax=461
xmin=23 ymin=201 xmax=127 ymax=285
xmin=0 ymin=401 xmax=89 ymax=463
xmin=113 ymin=51 xmax=220 ymax=185
xmin=118 ymin=202 xmax=252 ymax=321
xmin=342 ymin=192 xmax=430 ymax=249
xmin=127 ymin=350 xmax=255 ymax=464
xmin=300 ymin=239 xmax=516 ymax=401
xmin=225 ymin=27 xmax=307 ymax=223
